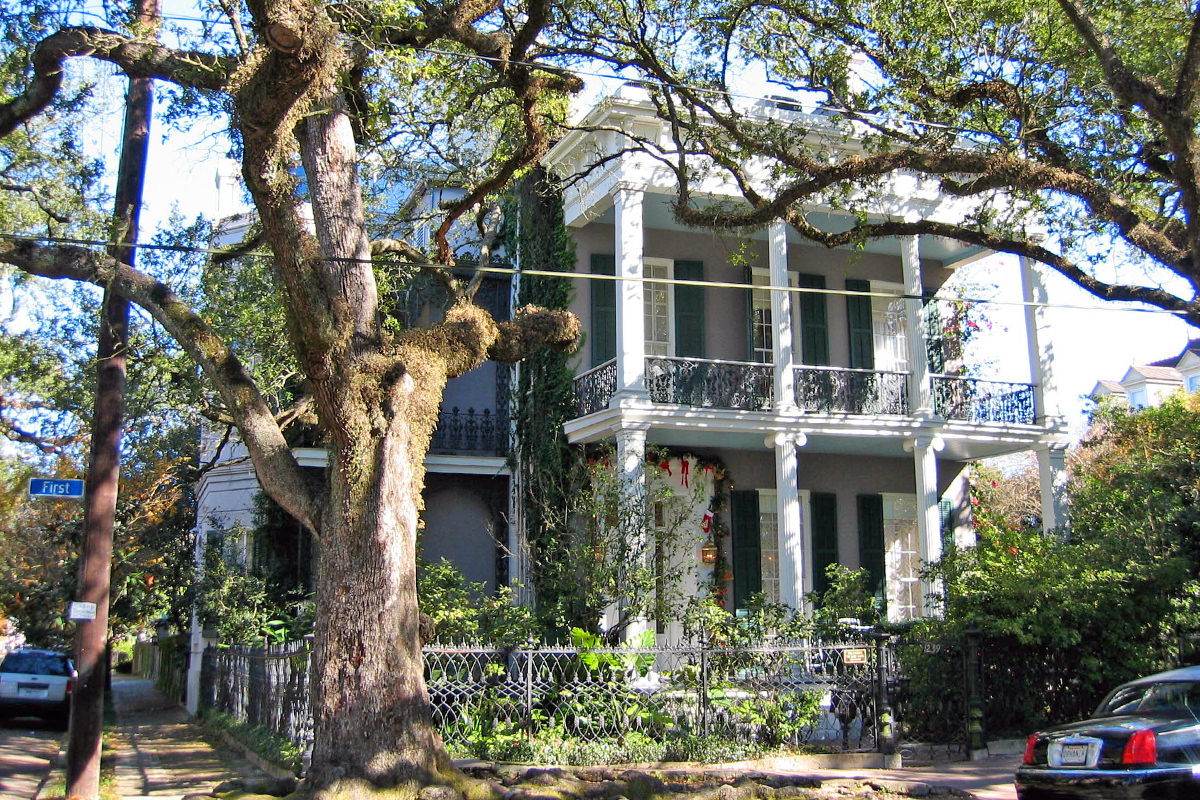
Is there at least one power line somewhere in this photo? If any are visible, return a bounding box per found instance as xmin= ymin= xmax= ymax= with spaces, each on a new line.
xmin=0 ymin=231 xmax=1192 ymax=319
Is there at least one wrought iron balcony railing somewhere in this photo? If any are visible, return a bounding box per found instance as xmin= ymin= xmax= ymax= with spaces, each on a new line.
xmin=646 ymin=357 xmax=774 ymax=411
xmin=794 ymin=366 xmax=910 ymax=415
xmin=573 ymin=359 xmax=618 ymax=417
xmin=429 ymin=407 xmax=509 ymax=455
xmin=569 ymin=358 xmax=1038 ymax=426
xmin=932 ymin=375 xmax=1036 ymax=424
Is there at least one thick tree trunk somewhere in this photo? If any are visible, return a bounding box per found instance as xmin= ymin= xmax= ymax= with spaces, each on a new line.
xmin=304 ymin=342 xmax=455 ymax=789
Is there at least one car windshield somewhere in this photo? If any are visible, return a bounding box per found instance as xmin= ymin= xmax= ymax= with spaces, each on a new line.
xmin=0 ymin=651 xmax=71 ymax=676
xmin=1098 ymin=680 xmax=1200 ymax=717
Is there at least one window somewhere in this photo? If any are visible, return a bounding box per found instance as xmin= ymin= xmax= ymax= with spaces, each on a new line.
xmin=749 ymin=269 xmax=800 ymax=364
xmin=644 ymin=259 xmax=673 ymax=356
xmin=871 ymin=283 xmax=909 ymax=373
xmin=757 ymin=490 xmax=779 ymax=604
xmin=1129 ymin=389 xmax=1148 ymax=408
xmin=1188 ymin=376 xmax=1200 ymax=393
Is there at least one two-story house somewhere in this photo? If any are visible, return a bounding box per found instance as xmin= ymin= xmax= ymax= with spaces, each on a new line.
xmin=541 ymin=85 xmax=1073 ymax=632
xmin=191 ymin=84 xmax=1074 ymax=665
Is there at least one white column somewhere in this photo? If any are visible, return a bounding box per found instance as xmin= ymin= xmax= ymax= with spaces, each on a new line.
xmin=906 ymin=434 xmax=944 ymax=614
xmin=1037 ymin=444 xmax=1070 ymax=534
xmin=769 ymin=220 xmax=796 ymax=411
xmin=613 ymin=188 xmax=648 ymax=404
xmin=616 ymin=423 xmax=651 ymax=641
xmin=771 ymin=432 xmax=807 ymax=610
xmin=185 ymin=526 xmax=206 ymax=715
xmin=1021 ymin=255 xmax=1062 ymax=426
xmin=900 ymin=234 xmax=932 ymax=416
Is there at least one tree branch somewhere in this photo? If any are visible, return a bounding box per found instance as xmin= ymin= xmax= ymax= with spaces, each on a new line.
xmin=0 ymin=239 xmax=323 ymax=533
xmin=0 ymin=27 xmax=234 ymax=139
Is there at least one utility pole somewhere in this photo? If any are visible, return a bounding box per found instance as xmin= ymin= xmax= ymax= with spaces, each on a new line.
xmin=66 ymin=0 xmax=159 ymax=796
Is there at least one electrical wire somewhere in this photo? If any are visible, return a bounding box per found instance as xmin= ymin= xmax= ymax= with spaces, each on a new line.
xmin=0 ymin=230 xmax=1191 ymax=318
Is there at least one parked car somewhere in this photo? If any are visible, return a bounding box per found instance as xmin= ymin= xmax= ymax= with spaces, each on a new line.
xmin=1016 ymin=665 xmax=1200 ymax=799
xmin=0 ymin=648 xmax=74 ymax=726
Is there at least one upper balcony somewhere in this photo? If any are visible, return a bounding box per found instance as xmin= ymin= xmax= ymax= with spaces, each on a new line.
xmin=575 ymin=357 xmax=1036 ymax=425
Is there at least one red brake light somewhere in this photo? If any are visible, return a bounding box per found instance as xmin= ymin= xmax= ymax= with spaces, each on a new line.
xmin=1023 ymin=733 xmax=1039 ymax=764
xmin=65 ymin=677 xmax=74 ymax=696
xmin=1123 ymin=729 xmax=1157 ymax=765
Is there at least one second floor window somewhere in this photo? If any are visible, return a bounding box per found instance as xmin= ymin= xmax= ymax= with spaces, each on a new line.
xmin=644 ymin=259 xmax=674 ymax=356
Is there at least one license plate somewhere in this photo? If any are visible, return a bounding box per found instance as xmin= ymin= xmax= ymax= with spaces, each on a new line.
xmin=18 ymin=687 xmax=48 ymax=699
xmin=1061 ymin=744 xmax=1090 ymax=765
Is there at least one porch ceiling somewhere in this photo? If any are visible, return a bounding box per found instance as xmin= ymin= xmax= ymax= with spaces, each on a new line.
xmin=563 ymin=406 xmax=1062 ymax=463
xmin=580 ymin=190 xmax=990 ymax=267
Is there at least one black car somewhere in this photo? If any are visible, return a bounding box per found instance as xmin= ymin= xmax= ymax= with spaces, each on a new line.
xmin=1016 ymin=665 xmax=1200 ymax=800
xmin=0 ymin=648 xmax=74 ymax=726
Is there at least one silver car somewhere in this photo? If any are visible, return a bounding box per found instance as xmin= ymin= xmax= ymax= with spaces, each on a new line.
xmin=0 ymin=649 xmax=74 ymax=726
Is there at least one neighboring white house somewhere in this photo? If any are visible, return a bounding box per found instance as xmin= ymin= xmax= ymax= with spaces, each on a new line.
xmin=1091 ymin=340 xmax=1200 ymax=408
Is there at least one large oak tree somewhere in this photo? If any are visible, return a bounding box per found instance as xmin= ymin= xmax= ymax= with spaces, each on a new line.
xmin=0 ymin=0 xmax=579 ymax=792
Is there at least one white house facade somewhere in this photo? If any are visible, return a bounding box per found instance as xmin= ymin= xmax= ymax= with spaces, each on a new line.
xmin=542 ymin=86 xmax=1073 ymax=630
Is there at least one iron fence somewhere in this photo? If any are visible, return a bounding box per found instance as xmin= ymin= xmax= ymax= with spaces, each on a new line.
xmin=200 ymin=640 xmax=313 ymax=759
xmin=429 ymin=407 xmax=508 ymax=455
xmin=199 ymin=637 xmax=902 ymax=764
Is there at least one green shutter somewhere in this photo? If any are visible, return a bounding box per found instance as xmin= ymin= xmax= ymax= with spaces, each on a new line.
xmin=811 ymin=492 xmax=838 ymax=598
xmin=857 ymin=494 xmax=886 ymax=614
xmin=939 ymin=498 xmax=954 ymax=552
xmin=590 ymin=254 xmax=616 ymax=367
xmin=730 ymin=490 xmax=761 ymax=611
xmin=743 ymin=264 xmax=755 ymax=361
xmin=924 ymin=289 xmax=945 ymax=374
xmin=797 ymin=273 xmax=829 ymax=366
xmin=674 ymin=260 xmax=705 ymax=358
xmin=846 ymin=278 xmax=874 ymax=370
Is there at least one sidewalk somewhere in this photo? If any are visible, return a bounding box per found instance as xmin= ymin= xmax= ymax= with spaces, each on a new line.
xmin=106 ymin=673 xmax=271 ymax=799
xmin=24 ymin=676 xmax=1018 ymax=800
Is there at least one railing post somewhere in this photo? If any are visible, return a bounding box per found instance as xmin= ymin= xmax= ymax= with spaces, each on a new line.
xmin=873 ymin=631 xmax=898 ymax=764
xmin=965 ymin=627 xmax=987 ymax=760
xmin=524 ymin=638 xmax=536 ymax=742
xmin=699 ymin=641 xmax=709 ymax=737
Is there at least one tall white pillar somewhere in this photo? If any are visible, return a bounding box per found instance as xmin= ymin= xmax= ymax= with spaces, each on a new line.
xmin=613 ymin=188 xmax=648 ymax=404
xmin=906 ymin=434 xmax=944 ymax=614
xmin=1038 ymin=443 xmax=1070 ymax=535
xmin=185 ymin=526 xmax=206 ymax=715
xmin=769 ymin=220 xmax=796 ymax=411
xmin=1021 ymin=255 xmax=1062 ymax=426
xmin=771 ymin=432 xmax=807 ymax=610
xmin=616 ymin=423 xmax=651 ymax=641
xmin=900 ymin=234 xmax=932 ymax=416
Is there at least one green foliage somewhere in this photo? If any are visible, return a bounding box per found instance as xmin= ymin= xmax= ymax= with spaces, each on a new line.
xmin=809 ymin=565 xmax=880 ymax=635
xmin=901 ymin=404 xmax=1200 ymax=735
xmin=506 ymin=171 xmax=590 ymax=638
xmin=195 ymin=527 xmax=311 ymax=645
xmin=418 ymin=557 xmax=537 ymax=645
xmin=682 ymin=594 xmax=812 ymax=646
xmin=200 ymin=708 xmax=304 ymax=774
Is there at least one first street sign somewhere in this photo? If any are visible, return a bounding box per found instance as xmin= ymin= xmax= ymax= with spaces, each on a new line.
xmin=29 ymin=478 xmax=85 ymax=499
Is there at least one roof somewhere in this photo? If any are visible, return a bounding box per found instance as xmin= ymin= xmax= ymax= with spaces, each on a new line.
xmin=1124 ymin=364 xmax=1183 ymax=383
xmin=1091 ymin=380 xmax=1126 ymax=395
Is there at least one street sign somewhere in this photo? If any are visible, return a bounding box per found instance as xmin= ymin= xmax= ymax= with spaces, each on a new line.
xmin=28 ymin=478 xmax=85 ymax=499
xmin=68 ymin=602 xmax=97 ymax=621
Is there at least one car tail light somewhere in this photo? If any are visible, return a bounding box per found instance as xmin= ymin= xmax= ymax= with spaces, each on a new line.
xmin=1123 ymin=729 xmax=1157 ymax=765
xmin=1023 ymin=733 xmax=1039 ymax=764
xmin=65 ymin=677 xmax=74 ymax=696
